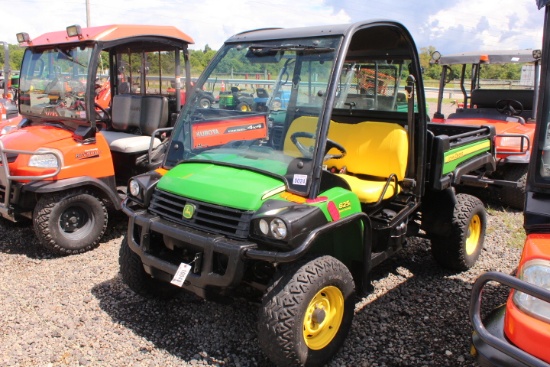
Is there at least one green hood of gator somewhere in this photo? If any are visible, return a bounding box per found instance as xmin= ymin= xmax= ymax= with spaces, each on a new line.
xmin=157 ymin=163 xmax=285 ymax=210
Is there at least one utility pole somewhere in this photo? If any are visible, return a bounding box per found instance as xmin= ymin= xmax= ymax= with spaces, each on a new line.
xmin=86 ymin=0 xmax=91 ymax=27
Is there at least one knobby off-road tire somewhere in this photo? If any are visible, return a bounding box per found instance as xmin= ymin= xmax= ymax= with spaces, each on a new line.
xmin=258 ymin=255 xmax=355 ymax=367
xmin=119 ymin=236 xmax=179 ymax=299
xmin=431 ymin=193 xmax=486 ymax=271
xmin=33 ymin=189 xmax=108 ymax=255
xmin=501 ymin=164 xmax=528 ymax=210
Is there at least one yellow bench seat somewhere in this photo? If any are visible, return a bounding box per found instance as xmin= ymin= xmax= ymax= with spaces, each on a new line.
xmin=284 ymin=116 xmax=408 ymax=203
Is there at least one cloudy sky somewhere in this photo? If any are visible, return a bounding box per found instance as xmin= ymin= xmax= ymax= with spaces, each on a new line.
xmin=0 ymin=0 xmax=544 ymax=55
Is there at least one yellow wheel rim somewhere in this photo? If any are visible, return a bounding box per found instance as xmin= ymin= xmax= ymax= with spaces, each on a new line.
xmin=303 ymin=286 xmax=344 ymax=350
xmin=465 ymin=214 xmax=482 ymax=255
xmin=239 ymin=104 xmax=250 ymax=111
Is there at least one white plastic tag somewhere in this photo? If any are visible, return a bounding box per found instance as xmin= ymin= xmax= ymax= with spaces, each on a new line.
xmin=293 ymin=174 xmax=307 ymax=185
xmin=170 ymin=263 xmax=192 ymax=287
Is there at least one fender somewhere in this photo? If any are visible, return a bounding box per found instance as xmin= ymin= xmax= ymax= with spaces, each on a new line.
xmin=501 ymin=151 xmax=531 ymax=164
xmin=21 ymin=175 xmax=122 ymax=210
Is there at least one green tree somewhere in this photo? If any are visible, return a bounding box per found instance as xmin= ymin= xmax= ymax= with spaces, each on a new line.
xmin=419 ymin=46 xmax=443 ymax=80
xmin=0 ymin=44 xmax=25 ymax=72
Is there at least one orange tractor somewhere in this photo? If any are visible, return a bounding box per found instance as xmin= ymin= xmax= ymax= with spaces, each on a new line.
xmin=469 ymin=1 xmax=550 ymax=366
xmin=0 ymin=24 xmax=195 ymax=254
xmin=431 ymin=49 xmax=540 ymax=209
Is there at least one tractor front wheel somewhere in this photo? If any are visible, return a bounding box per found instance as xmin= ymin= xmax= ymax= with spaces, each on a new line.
xmin=258 ymin=255 xmax=355 ymax=366
xmin=430 ymin=193 xmax=486 ymax=271
xmin=33 ymin=189 xmax=107 ymax=255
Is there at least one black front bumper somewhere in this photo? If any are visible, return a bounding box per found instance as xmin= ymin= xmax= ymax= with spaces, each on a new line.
xmin=124 ymin=197 xmax=371 ymax=299
xmin=125 ymin=205 xmax=258 ymax=299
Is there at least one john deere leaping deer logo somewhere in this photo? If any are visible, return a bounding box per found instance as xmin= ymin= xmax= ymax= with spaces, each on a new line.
xmin=182 ymin=203 xmax=196 ymax=219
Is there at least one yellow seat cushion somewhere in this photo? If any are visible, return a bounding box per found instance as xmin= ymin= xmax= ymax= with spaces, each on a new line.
xmin=335 ymin=174 xmax=399 ymax=203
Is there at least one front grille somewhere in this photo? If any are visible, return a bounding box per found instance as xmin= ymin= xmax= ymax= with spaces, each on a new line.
xmin=0 ymin=153 xmax=19 ymax=164
xmin=0 ymin=184 xmax=16 ymax=205
xmin=0 ymin=185 xmax=6 ymax=203
xmin=149 ymin=188 xmax=253 ymax=239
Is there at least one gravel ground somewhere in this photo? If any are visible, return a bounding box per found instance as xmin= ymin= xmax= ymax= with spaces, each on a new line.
xmin=0 ymin=196 xmax=524 ymax=367
xmin=0 ymin=102 xmax=525 ymax=367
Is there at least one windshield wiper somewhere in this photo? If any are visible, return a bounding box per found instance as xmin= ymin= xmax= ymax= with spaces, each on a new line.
xmin=55 ymin=48 xmax=87 ymax=68
xmin=248 ymin=44 xmax=334 ymax=54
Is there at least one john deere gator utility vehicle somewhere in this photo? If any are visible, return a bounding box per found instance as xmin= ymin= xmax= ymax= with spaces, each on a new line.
xmin=120 ymin=20 xmax=499 ymax=366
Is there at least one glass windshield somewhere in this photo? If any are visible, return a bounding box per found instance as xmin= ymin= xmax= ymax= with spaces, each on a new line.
xmin=165 ymin=36 xmax=340 ymax=194
xmin=334 ymin=62 xmax=408 ymax=112
xmin=18 ymin=46 xmax=93 ymax=121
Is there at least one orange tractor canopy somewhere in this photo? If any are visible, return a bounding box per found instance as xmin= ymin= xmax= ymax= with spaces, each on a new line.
xmin=0 ymin=24 xmax=195 ymax=255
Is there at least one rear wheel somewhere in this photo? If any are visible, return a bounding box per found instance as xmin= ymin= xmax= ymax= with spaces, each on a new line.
xmin=430 ymin=193 xmax=486 ymax=271
xmin=119 ymin=236 xmax=179 ymax=299
xmin=33 ymin=189 xmax=107 ymax=255
xmin=199 ymin=97 xmax=212 ymax=109
xmin=236 ymin=102 xmax=251 ymax=111
xmin=501 ymin=164 xmax=527 ymax=210
xmin=258 ymin=255 xmax=355 ymax=366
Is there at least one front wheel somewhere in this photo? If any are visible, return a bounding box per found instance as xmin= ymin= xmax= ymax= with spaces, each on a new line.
xmin=258 ymin=255 xmax=355 ymax=366
xmin=33 ymin=189 xmax=108 ymax=255
xmin=501 ymin=165 xmax=527 ymax=210
xmin=430 ymin=193 xmax=486 ymax=271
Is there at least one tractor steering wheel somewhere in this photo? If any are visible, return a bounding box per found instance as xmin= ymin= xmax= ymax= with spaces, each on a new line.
xmin=496 ymin=99 xmax=525 ymax=124
xmin=324 ymin=138 xmax=347 ymax=160
xmin=290 ymin=131 xmax=346 ymax=160
xmin=95 ymin=103 xmax=111 ymax=124
xmin=496 ymin=99 xmax=524 ymax=116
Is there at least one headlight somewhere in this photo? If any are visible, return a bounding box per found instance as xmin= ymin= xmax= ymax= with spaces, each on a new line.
xmin=28 ymin=150 xmax=62 ymax=168
xmin=498 ymin=136 xmax=528 ymax=148
xmin=128 ymin=179 xmax=140 ymax=197
xmin=270 ymin=218 xmax=287 ymax=239
xmin=259 ymin=219 xmax=270 ymax=235
xmin=513 ymin=259 xmax=550 ymax=322
xmin=256 ymin=217 xmax=288 ymax=240
xmin=0 ymin=125 xmax=17 ymax=135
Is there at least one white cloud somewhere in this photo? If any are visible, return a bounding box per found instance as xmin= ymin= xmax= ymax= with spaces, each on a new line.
xmin=420 ymin=0 xmax=544 ymax=52
xmin=0 ymin=0 xmax=350 ymax=50
xmin=0 ymin=0 xmax=543 ymax=54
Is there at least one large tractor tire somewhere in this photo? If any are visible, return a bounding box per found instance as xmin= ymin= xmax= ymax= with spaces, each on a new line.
xmin=430 ymin=193 xmax=486 ymax=271
xmin=33 ymin=189 xmax=108 ymax=255
xmin=501 ymin=164 xmax=528 ymax=210
xmin=119 ymin=236 xmax=180 ymax=299
xmin=258 ymin=255 xmax=355 ymax=366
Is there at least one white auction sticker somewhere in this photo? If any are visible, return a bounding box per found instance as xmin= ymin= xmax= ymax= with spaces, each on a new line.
xmin=293 ymin=174 xmax=307 ymax=186
xmin=170 ymin=263 xmax=192 ymax=287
